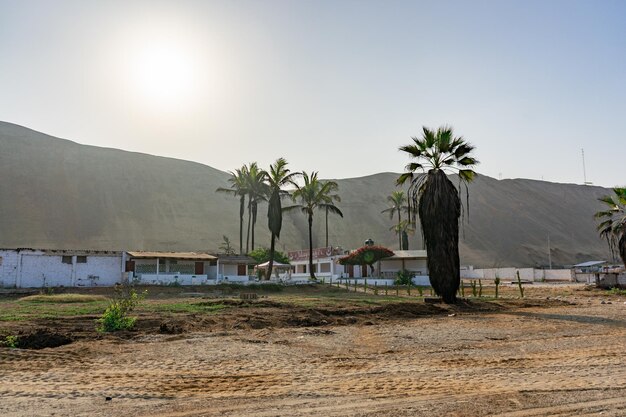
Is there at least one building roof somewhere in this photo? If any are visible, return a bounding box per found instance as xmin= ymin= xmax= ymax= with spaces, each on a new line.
xmin=216 ymin=255 xmax=256 ymax=264
xmin=256 ymin=261 xmax=291 ymax=268
xmin=573 ymin=260 xmax=606 ymax=267
xmin=388 ymin=250 xmax=428 ymax=259
xmin=127 ymin=251 xmax=217 ymax=260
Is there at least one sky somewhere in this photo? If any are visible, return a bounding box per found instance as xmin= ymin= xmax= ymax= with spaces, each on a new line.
xmin=0 ymin=0 xmax=624 ymax=187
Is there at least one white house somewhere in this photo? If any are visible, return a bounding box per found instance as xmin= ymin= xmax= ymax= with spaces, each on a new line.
xmin=126 ymin=251 xmax=217 ymax=285
xmin=287 ymin=247 xmax=429 ymax=285
xmin=0 ymin=248 xmax=125 ymax=288
xmin=215 ymin=255 xmax=256 ymax=283
xmin=288 ymin=247 xmax=346 ymax=282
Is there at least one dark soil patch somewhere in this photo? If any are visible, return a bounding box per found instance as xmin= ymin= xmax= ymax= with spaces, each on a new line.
xmin=15 ymin=328 xmax=73 ymax=349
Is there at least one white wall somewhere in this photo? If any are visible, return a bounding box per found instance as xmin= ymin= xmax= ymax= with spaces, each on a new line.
xmin=75 ymin=256 xmax=123 ymax=286
xmin=0 ymin=250 xmax=20 ymax=287
xmin=461 ymin=267 xmax=573 ymax=282
xmin=0 ymin=250 xmax=124 ymax=288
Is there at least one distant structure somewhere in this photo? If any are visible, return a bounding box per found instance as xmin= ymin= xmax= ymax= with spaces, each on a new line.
xmin=581 ymin=148 xmax=593 ymax=185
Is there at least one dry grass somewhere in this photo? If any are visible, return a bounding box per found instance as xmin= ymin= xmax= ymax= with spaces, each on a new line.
xmin=18 ymin=294 xmax=108 ymax=303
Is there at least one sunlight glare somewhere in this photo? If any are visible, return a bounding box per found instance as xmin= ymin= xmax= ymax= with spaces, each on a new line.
xmin=131 ymin=42 xmax=195 ymax=105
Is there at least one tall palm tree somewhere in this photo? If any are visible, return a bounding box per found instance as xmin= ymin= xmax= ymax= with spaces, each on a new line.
xmin=216 ymin=166 xmax=248 ymax=254
xmin=323 ymin=195 xmax=342 ymax=248
xmin=381 ymin=190 xmax=408 ymax=249
xmin=243 ymin=162 xmax=267 ymax=253
xmin=595 ymin=187 xmax=626 ymax=267
xmin=285 ymin=171 xmax=343 ymax=280
xmin=397 ymin=126 xmax=478 ymax=303
xmin=265 ymin=158 xmax=300 ymax=279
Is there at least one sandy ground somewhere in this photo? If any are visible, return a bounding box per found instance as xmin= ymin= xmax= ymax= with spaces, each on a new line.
xmin=1 ymin=294 xmax=626 ymax=416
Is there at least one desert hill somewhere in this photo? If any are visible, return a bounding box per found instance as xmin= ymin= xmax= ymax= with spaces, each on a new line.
xmin=0 ymin=121 xmax=613 ymax=267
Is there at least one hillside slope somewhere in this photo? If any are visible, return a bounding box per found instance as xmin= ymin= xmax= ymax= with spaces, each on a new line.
xmin=0 ymin=121 xmax=612 ymax=267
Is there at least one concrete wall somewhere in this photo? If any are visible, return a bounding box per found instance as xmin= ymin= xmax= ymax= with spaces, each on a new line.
xmin=0 ymin=250 xmax=124 ymax=288
xmin=0 ymin=250 xmax=21 ymax=287
xmin=461 ymin=267 xmax=573 ymax=282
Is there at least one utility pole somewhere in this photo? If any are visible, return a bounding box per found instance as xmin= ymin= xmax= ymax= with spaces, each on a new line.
xmin=547 ymin=235 xmax=552 ymax=270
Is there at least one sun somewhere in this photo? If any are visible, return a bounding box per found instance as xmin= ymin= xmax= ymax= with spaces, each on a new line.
xmin=130 ymin=41 xmax=196 ymax=106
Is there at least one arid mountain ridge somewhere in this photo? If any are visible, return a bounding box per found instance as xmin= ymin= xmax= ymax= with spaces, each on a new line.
xmin=0 ymin=121 xmax=613 ymax=267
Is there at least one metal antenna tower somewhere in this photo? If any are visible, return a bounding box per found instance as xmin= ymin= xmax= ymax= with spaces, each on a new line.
xmin=581 ymin=149 xmax=593 ymax=185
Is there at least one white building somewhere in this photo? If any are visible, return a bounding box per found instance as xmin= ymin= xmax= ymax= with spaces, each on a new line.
xmin=126 ymin=252 xmax=257 ymax=285
xmin=126 ymin=251 xmax=217 ymax=285
xmin=215 ymin=255 xmax=257 ymax=283
xmin=0 ymin=248 xmax=125 ymax=288
xmin=287 ymin=247 xmax=429 ymax=285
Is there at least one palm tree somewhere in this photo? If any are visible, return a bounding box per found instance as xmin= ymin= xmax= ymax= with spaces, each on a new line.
xmin=285 ymin=172 xmax=343 ymax=280
xmin=243 ymin=162 xmax=267 ymax=253
xmin=397 ymin=126 xmax=478 ymax=303
xmin=218 ymin=235 xmax=236 ymax=255
xmin=381 ymin=190 xmax=408 ymax=249
xmin=323 ymin=195 xmax=342 ymax=248
xmin=595 ymin=187 xmax=626 ymax=267
xmin=265 ymin=158 xmax=300 ymax=279
xmin=216 ymin=166 xmax=248 ymax=254
xmin=389 ymin=219 xmax=414 ymax=250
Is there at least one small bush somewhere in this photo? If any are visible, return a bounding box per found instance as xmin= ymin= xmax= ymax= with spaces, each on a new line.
xmin=4 ymin=335 xmax=18 ymax=348
xmin=395 ymin=269 xmax=412 ymax=286
xmin=96 ymin=287 xmax=145 ymax=332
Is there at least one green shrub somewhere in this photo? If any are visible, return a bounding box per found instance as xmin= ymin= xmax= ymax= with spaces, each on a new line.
xmin=4 ymin=335 xmax=18 ymax=348
xmin=494 ymin=276 xmax=501 ymax=299
xmin=395 ymin=269 xmax=412 ymax=286
xmin=96 ymin=287 xmax=145 ymax=332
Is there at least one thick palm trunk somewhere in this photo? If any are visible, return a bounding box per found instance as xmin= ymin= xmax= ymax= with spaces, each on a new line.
xmin=246 ymin=201 xmax=251 ymax=254
xmin=419 ymin=170 xmax=460 ymax=303
xmin=251 ymin=201 xmax=257 ymax=251
xmin=308 ymin=213 xmax=315 ymax=280
xmin=325 ymin=207 xmax=329 ymax=247
xmin=397 ymin=211 xmax=402 ymax=249
xmin=268 ymin=233 xmax=276 ymax=280
xmin=620 ymin=234 xmax=626 ymax=268
xmin=239 ymin=196 xmax=245 ymax=255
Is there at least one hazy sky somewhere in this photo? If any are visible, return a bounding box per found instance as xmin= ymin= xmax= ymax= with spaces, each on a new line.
xmin=0 ymin=0 xmax=624 ymax=186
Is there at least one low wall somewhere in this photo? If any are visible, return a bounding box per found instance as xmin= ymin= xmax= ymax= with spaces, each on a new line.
xmin=461 ymin=268 xmax=573 ymax=282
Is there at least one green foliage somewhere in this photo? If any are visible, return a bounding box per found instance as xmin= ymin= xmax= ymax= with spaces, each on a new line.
xmin=219 ymin=235 xmax=236 ymax=255
xmin=608 ymin=287 xmax=626 ymax=296
xmin=395 ymin=269 xmax=413 ymax=286
xmin=478 ymin=279 xmax=483 ymax=297
xmin=18 ymin=294 xmax=107 ymax=303
xmin=494 ymin=277 xmax=501 ymax=299
xmin=470 ymin=280 xmax=478 ymax=297
xmin=339 ymin=245 xmax=395 ymax=266
xmin=248 ymin=247 xmax=290 ymax=264
xmin=397 ymin=126 xmax=478 ymax=304
xmin=4 ymin=335 xmax=18 ymax=348
xmin=595 ymin=187 xmax=626 ymax=267
xmin=96 ymin=287 xmax=146 ymax=332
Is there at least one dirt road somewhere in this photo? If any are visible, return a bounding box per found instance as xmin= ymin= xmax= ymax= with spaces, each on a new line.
xmin=1 ymin=299 xmax=626 ymax=416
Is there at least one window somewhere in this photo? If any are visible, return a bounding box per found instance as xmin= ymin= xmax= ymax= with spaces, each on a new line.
xmin=76 ymin=256 xmax=87 ymax=263
xmin=62 ymin=256 xmax=72 ymax=264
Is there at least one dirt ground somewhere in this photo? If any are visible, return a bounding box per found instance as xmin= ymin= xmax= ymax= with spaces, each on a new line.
xmin=1 ymin=285 xmax=626 ymax=416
